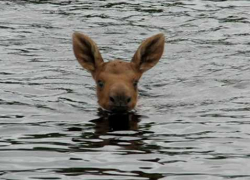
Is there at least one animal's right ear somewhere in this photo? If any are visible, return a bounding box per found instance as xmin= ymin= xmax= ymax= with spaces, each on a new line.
xmin=72 ymin=32 xmax=104 ymax=72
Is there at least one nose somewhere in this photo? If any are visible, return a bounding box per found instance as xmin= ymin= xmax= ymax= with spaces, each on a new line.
xmin=109 ymin=95 xmax=131 ymax=111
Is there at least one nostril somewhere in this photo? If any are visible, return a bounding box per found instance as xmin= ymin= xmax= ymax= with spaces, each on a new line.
xmin=110 ymin=96 xmax=115 ymax=103
xmin=127 ymin=97 xmax=131 ymax=103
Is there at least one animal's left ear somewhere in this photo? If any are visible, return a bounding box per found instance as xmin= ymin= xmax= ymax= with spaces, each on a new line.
xmin=131 ymin=33 xmax=165 ymax=73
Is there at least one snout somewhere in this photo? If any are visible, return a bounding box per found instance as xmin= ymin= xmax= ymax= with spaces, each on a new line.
xmin=97 ymin=82 xmax=137 ymax=113
xmin=109 ymin=95 xmax=131 ymax=113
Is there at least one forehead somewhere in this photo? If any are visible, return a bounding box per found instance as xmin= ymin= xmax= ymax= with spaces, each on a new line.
xmin=96 ymin=60 xmax=140 ymax=80
xmin=103 ymin=60 xmax=133 ymax=74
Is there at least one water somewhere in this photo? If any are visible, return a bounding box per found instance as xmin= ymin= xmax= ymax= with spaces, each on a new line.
xmin=0 ymin=0 xmax=250 ymax=179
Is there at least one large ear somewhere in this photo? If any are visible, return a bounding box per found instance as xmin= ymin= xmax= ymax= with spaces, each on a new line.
xmin=72 ymin=32 xmax=104 ymax=72
xmin=131 ymin=33 xmax=165 ymax=72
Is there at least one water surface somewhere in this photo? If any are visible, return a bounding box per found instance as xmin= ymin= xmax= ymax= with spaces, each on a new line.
xmin=1 ymin=0 xmax=250 ymax=179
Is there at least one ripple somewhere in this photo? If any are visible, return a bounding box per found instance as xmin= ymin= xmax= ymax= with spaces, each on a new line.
xmin=1 ymin=0 xmax=250 ymax=179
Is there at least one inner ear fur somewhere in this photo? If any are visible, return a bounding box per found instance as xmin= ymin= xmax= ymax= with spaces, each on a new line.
xmin=72 ymin=32 xmax=104 ymax=72
xmin=132 ymin=33 xmax=165 ymax=72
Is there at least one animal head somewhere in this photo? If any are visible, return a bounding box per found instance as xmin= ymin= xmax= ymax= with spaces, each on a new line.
xmin=72 ymin=32 xmax=165 ymax=113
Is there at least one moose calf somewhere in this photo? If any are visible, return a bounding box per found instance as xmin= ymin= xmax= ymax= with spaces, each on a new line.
xmin=72 ymin=32 xmax=165 ymax=113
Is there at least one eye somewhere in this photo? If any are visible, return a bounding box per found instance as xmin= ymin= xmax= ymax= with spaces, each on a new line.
xmin=97 ymin=80 xmax=104 ymax=88
xmin=133 ymin=80 xmax=138 ymax=88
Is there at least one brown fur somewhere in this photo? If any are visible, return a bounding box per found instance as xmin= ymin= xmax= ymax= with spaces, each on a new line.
xmin=72 ymin=32 xmax=165 ymax=112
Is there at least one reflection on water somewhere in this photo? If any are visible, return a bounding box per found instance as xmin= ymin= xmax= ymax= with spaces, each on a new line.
xmin=91 ymin=109 xmax=141 ymax=134
xmin=1 ymin=0 xmax=250 ymax=179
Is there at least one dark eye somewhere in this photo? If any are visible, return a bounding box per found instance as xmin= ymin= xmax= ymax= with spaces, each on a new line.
xmin=97 ymin=80 xmax=104 ymax=88
xmin=133 ymin=80 xmax=138 ymax=88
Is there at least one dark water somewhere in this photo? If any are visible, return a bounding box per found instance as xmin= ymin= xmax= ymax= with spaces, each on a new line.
xmin=1 ymin=0 xmax=250 ymax=179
